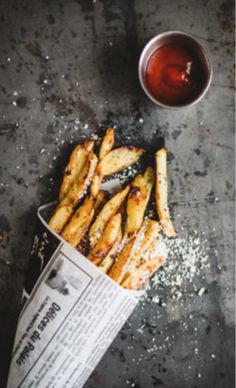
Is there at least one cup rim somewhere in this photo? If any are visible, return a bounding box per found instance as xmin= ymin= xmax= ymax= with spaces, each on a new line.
xmin=138 ymin=30 xmax=213 ymax=109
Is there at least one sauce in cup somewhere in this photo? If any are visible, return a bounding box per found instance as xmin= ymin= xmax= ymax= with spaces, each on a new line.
xmin=145 ymin=43 xmax=206 ymax=106
xmin=139 ymin=32 xmax=212 ymax=108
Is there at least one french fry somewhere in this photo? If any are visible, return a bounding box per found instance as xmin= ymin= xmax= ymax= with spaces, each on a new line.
xmin=89 ymin=185 xmax=130 ymax=248
xmin=91 ymin=146 xmax=144 ymax=196
xmin=93 ymin=190 xmax=109 ymax=212
xmin=48 ymin=205 xmax=73 ymax=235
xmin=99 ymin=127 xmax=115 ymax=160
xmin=99 ymin=227 xmax=123 ymax=273
xmin=108 ymin=234 xmax=137 ymax=284
xmin=59 ymin=140 xmax=94 ymax=201
xmin=121 ymin=256 xmax=165 ymax=290
xmin=48 ymin=151 xmax=98 ymax=233
xmin=61 ymin=191 xmax=107 ymax=247
xmin=125 ymin=166 xmax=155 ymax=234
xmin=88 ymin=213 xmax=122 ymax=266
xmin=129 ymin=219 xmax=161 ymax=268
xmin=60 ymin=151 xmax=98 ymax=208
xmin=90 ymin=127 xmax=114 ymax=197
xmin=99 ymin=146 xmax=145 ymax=176
xmin=90 ymin=168 xmax=103 ymax=197
xmin=109 ymin=218 xmax=162 ymax=285
xmin=61 ymin=196 xmax=95 ymax=246
xmin=155 ymin=148 xmax=176 ymax=237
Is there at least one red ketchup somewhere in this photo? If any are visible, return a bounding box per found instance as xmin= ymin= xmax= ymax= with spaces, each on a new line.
xmin=145 ymin=44 xmax=205 ymax=106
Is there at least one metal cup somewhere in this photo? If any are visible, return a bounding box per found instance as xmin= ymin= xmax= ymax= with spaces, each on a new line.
xmin=138 ymin=31 xmax=212 ymax=109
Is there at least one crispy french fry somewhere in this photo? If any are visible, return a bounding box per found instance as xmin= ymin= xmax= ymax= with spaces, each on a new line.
xmin=99 ymin=127 xmax=115 ymax=160
xmin=99 ymin=146 xmax=145 ymax=176
xmin=143 ymin=234 xmax=168 ymax=264
xmin=125 ymin=166 xmax=155 ymax=234
xmin=90 ymin=127 xmax=114 ymax=196
xmin=61 ymin=196 xmax=95 ymax=246
xmin=60 ymin=151 xmax=98 ymax=208
xmin=155 ymin=148 xmax=176 ymax=237
xmin=75 ymin=191 xmax=108 ymax=256
xmin=99 ymin=227 xmax=123 ymax=273
xmin=90 ymin=145 xmax=144 ymax=196
xmin=59 ymin=140 xmax=94 ymax=201
xmin=121 ymin=256 xmax=165 ymax=290
xmin=88 ymin=213 xmax=122 ymax=266
xmin=93 ymin=190 xmax=109 ymax=212
xmin=90 ymin=168 xmax=103 ymax=197
xmin=48 ymin=151 xmax=98 ymax=233
xmin=89 ymin=185 xmax=130 ymax=248
xmin=48 ymin=206 xmax=73 ymax=235
xmin=61 ymin=191 xmax=106 ymax=247
xmin=108 ymin=234 xmax=137 ymax=284
xmin=129 ymin=219 xmax=161 ymax=268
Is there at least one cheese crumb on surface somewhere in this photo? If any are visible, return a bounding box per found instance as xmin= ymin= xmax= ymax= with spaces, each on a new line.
xmin=150 ymin=233 xmax=210 ymax=301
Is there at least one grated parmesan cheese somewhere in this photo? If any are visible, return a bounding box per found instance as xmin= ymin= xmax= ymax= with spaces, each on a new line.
xmin=150 ymin=232 xmax=210 ymax=301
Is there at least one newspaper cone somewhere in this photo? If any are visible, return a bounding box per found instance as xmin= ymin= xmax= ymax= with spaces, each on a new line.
xmin=7 ymin=182 xmax=142 ymax=388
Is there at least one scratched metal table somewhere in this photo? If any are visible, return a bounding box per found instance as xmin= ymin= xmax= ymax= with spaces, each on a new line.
xmin=0 ymin=1 xmax=234 ymax=387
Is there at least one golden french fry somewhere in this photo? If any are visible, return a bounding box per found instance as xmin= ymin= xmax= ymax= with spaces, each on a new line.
xmin=48 ymin=206 xmax=73 ymax=235
xmin=155 ymin=148 xmax=176 ymax=237
xmin=89 ymin=185 xmax=130 ymax=248
xmin=60 ymin=151 xmax=98 ymax=208
xmin=88 ymin=213 xmax=122 ymax=266
xmin=125 ymin=166 xmax=155 ymax=234
xmin=61 ymin=195 xmax=95 ymax=247
xmin=61 ymin=191 xmax=107 ymax=247
xmin=130 ymin=219 xmax=161 ymax=268
xmin=93 ymin=190 xmax=109 ymax=212
xmin=99 ymin=227 xmax=123 ymax=273
xmin=59 ymin=140 xmax=94 ymax=201
xmin=91 ymin=145 xmax=144 ymax=197
xmin=48 ymin=151 xmax=98 ymax=233
xmin=108 ymin=234 xmax=137 ymax=284
xmin=90 ymin=168 xmax=103 ymax=197
xmin=90 ymin=127 xmax=114 ymax=196
xmin=99 ymin=127 xmax=115 ymax=160
xmin=121 ymin=256 xmax=165 ymax=290
xmin=99 ymin=146 xmax=145 ymax=176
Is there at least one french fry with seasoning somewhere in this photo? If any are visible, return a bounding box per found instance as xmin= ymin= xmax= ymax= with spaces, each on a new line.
xmin=155 ymin=148 xmax=176 ymax=237
xmin=90 ymin=168 xmax=103 ymax=197
xmin=108 ymin=234 xmax=137 ymax=284
xmin=125 ymin=166 xmax=155 ymax=235
xmin=99 ymin=127 xmax=115 ymax=160
xmin=122 ymin=237 xmax=166 ymax=289
xmin=61 ymin=191 xmax=107 ymax=247
xmin=48 ymin=151 xmax=98 ymax=233
xmin=91 ymin=146 xmax=145 ymax=197
xmin=59 ymin=140 xmax=94 ymax=201
xmin=48 ymin=206 xmax=74 ymax=235
xmin=99 ymin=146 xmax=145 ymax=176
xmin=88 ymin=213 xmax=122 ymax=266
xmin=121 ymin=256 xmax=165 ymax=290
xmin=129 ymin=219 xmax=161 ymax=268
xmin=89 ymin=185 xmax=130 ymax=248
xmin=99 ymin=227 xmax=123 ymax=273
xmin=91 ymin=127 xmax=115 ymax=196
xmin=109 ymin=218 xmax=161 ymax=287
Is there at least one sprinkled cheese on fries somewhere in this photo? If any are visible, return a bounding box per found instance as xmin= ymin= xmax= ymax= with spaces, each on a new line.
xmin=48 ymin=127 xmax=176 ymax=290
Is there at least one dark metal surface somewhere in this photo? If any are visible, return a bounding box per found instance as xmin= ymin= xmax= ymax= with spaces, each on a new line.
xmin=0 ymin=0 xmax=234 ymax=387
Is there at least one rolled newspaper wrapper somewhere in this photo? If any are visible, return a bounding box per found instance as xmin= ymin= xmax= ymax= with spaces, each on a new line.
xmin=7 ymin=180 xmax=143 ymax=388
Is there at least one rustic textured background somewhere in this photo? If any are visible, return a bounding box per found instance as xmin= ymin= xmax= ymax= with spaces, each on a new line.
xmin=0 ymin=0 xmax=234 ymax=387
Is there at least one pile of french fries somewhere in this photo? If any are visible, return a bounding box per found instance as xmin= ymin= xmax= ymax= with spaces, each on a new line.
xmin=48 ymin=128 xmax=176 ymax=290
